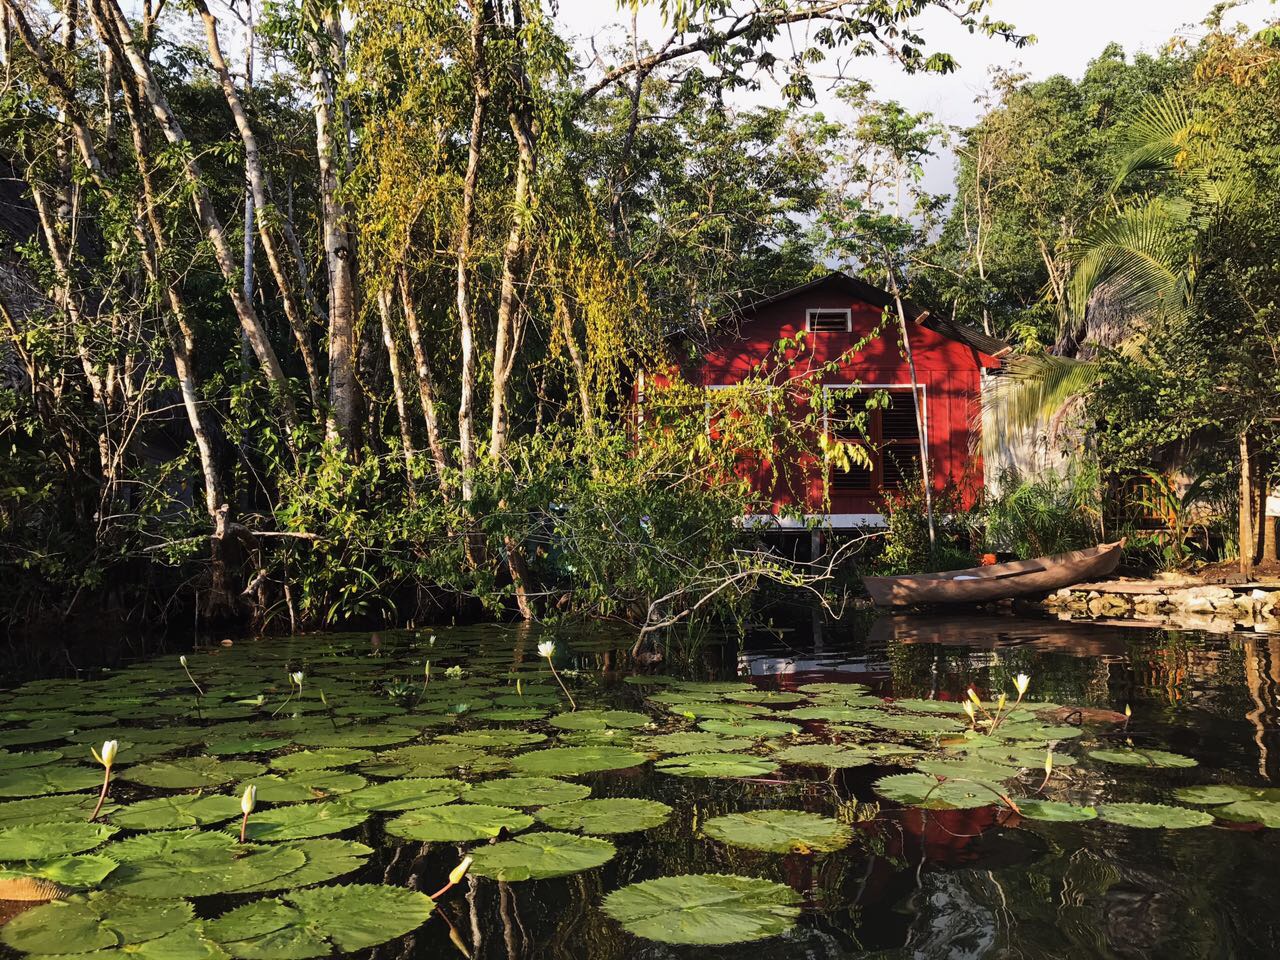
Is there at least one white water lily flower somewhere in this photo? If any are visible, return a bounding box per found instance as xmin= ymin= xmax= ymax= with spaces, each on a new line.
xmin=291 ymin=671 xmax=305 ymax=687
xmin=537 ymin=641 xmax=556 ymax=659
xmin=962 ymin=701 xmax=976 ymax=722
xmin=93 ymin=739 xmax=118 ymax=768
xmin=1014 ymin=674 xmax=1031 ymax=697
xmin=241 ymin=784 xmax=257 ymax=815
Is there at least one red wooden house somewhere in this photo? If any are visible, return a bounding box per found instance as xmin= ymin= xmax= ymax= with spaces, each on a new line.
xmin=645 ymin=271 xmax=1008 ymax=528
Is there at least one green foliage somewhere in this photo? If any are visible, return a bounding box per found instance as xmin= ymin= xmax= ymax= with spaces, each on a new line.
xmin=874 ymin=475 xmax=974 ymax=575
xmin=980 ymin=468 xmax=1100 ymax=559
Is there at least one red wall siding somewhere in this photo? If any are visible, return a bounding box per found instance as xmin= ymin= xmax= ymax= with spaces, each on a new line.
xmin=693 ymin=283 xmax=995 ymax=517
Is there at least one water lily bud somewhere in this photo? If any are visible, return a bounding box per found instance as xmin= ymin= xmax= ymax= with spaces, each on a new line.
xmin=1014 ymin=674 xmax=1031 ymax=697
xmin=241 ymin=784 xmax=257 ymax=815
xmin=449 ymin=856 xmax=473 ymax=886
xmin=1044 ymin=750 xmax=1053 ymax=776
xmin=291 ymin=671 xmax=305 ymax=687
xmin=537 ymin=641 xmax=555 ymax=659
xmin=94 ymin=739 xmax=118 ymax=768
xmin=1125 ymin=703 xmax=1132 ymax=718
xmin=180 ymin=655 xmax=188 ymax=668
xmin=966 ymin=688 xmax=981 ymax=706
xmin=996 ymin=692 xmax=1007 ymax=712
xmin=962 ymin=701 xmax=976 ymax=723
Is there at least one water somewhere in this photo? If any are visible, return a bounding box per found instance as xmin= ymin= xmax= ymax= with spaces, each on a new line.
xmin=1 ymin=613 xmax=1278 ymax=959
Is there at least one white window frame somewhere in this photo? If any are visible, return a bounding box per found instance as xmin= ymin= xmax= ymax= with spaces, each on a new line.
xmin=805 ymin=307 xmax=852 ymax=333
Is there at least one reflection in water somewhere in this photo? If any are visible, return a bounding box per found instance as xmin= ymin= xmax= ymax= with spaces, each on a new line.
xmin=1244 ymin=636 xmax=1280 ymax=781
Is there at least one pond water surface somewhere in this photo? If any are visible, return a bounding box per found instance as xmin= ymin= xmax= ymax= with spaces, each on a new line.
xmin=1 ymin=612 xmax=1279 ymax=959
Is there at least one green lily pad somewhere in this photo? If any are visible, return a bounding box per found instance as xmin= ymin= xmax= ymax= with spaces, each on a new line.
xmin=205 ymin=735 xmax=292 ymax=756
xmin=0 ymin=793 xmax=106 ymax=827
xmin=799 ymin=682 xmax=873 ymax=696
xmin=639 ymin=732 xmax=754 ymax=755
xmin=206 ymin=883 xmax=434 ymax=959
xmin=269 ymin=748 xmax=375 ymax=772
xmin=291 ymin=726 xmax=419 ymax=749
xmin=103 ymin=830 xmax=307 ymax=897
xmin=0 ymin=764 xmax=103 ymax=797
xmin=702 ymin=809 xmax=852 ymax=854
xmin=1088 ymin=748 xmax=1197 ymax=769
xmin=468 ymin=831 xmax=615 ymax=880
xmin=474 ymin=708 xmax=548 ymax=722
xmin=1014 ymin=799 xmax=1097 ymax=822
xmin=1097 ymin=802 xmax=1213 ymax=828
xmin=511 ymin=746 xmax=648 ymax=777
xmin=533 ymin=798 xmax=672 ymax=834
xmin=240 ymin=771 xmax=367 ymax=804
xmin=384 ymin=803 xmax=533 ymax=842
xmin=654 ymin=753 xmax=779 ymax=779
xmin=548 ymin=710 xmax=650 ymax=731
xmin=890 ymin=698 xmax=970 ymax=714
xmin=436 ymin=730 xmax=546 ymax=750
xmin=120 ymin=758 xmax=266 ymax=790
xmin=239 ymin=801 xmax=369 ymax=841
xmin=342 ymin=778 xmax=465 ymax=812
xmin=1214 ymin=800 xmax=1280 ymax=827
xmin=977 ymin=745 xmax=1077 ymax=768
xmin=0 ymin=853 xmax=118 ymax=889
xmin=873 ymin=773 xmax=1004 ymax=809
xmin=867 ymin=714 xmax=964 ymax=734
xmin=773 ymin=744 xmax=874 ymax=769
xmin=0 ymin=820 xmax=116 ymax=859
xmin=725 ymin=691 xmax=808 ymax=705
xmin=112 ymin=793 xmax=244 ymax=831
xmin=381 ymin=743 xmax=482 ymax=774
xmin=1174 ymin=784 xmax=1280 ymax=805
xmin=784 ymin=706 xmax=883 ymax=723
xmin=464 ymin=776 xmax=591 ymax=807
xmin=601 ymin=874 xmax=801 ymax=945
xmin=232 ymin=839 xmax=373 ymax=894
xmin=0 ymin=749 xmax=62 ymax=770
xmin=697 ymin=718 xmax=799 ymax=738
xmin=914 ymin=757 xmax=1023 ymax=782
xmin=0 ymin=891 xmax=192 ymax=955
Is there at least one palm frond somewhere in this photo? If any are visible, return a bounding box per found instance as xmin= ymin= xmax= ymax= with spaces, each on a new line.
xmin=1113 ymin=94 xmax=1195 ymax=187
xmin=978 ymin=353 xmax=1103 ymax=464
xmin=1067 ymin=197 xmax=1194 ymax=328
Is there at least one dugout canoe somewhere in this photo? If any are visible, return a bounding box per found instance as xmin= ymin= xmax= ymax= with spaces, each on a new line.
xmin=861 ymin=540 xmax=1125 ymax=607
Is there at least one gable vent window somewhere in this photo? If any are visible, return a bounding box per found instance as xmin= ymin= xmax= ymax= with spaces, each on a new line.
xmin=806 ymin=308 xmax=851 ymax=333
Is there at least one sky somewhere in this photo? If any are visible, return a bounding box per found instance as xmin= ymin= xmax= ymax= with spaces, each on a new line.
xmin=556 ymin=0 xmax=1273 ymax=192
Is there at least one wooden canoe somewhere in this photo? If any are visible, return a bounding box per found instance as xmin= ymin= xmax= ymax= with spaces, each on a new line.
xmin=861 ymin=540 xmax=1125 ymax=607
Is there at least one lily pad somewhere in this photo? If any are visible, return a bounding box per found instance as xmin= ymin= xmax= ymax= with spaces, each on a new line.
xmin=0 ymin=821 xmax=116 ymax=860
xmin=725 ymin=690 xmax=808 ymax=705
xmin=0 ymin=764 xmax=103 ymax=797
xmin=639 ymin=732 xmax=754 ymax=755
xmin=291 ymin=726 xmax=419 ymax=749
xmin=697 ymin=718 xmax=799 ymax=738
xmin=464 ymin=776 xmax=591 ymax=807
xmin=873 ymin=773 xmax=1003 ymax=809
xmin=1088 ymin=747 xmax=1197 ymax=769
xmin=773 ymin=744 xmax=874 ymax=769
xmin=0 ymin=853 xmax=118 ymax=889
xmin=468 ymin=831 xmax=615 ymax=880
xmin=0 ymin=891 xmax=193 ymax=955
xmin=1214 ymin=800 xmax=1280 ymax=827
xmin=1014 ymin=799 xmax=1098 ymax=822
xmin=601 ymin=874 xmax=801 ymax=945
xmin=120 ymin=758 xmax=266 ymax=790
xmin=867 ymin=714 xmax=964 ymax=735
xmin=239 ymin=801 xmax=369 ymax=841
xmin=1174 ymin=784 xmax=1280 ymax=805
xmin=206 ymin=883 xmax=434 ymax=959
xmin=702 ymin=809 xmax=851 ymax=854
xmin=1097 ymin=802 xmax=1213 ymax=829
xmin=112 ymin=793 xmax=244 ymax=831
xmin=384 ymin=803 xmax=533 ymax=842
xmin=511 ymin=746 xmax=648 ymax=777
xmin=239 ymin=771 xmax=366 ymax=804
xmin=437 ymin=730 xmax=546 ymax=750
xmin=103 ymin=830 xmax=308 ymax=897
xmin=0 ymin=749 xmax=62 ymax=770
xmin=342 ymin=777 xmax=465 ymax=812
xmin=548 ymin=710 xmax=650 ymax=731
xmin=269 ymin=748 xmax=375 ymax=772
xmin=233 ymin=839 xmax=372 ymax=893
xmin=654 ymin=753 xmax=779 ymax=779
xmin=0 ymin=793 xmax=105 ymax=827
xmin=977 ymin=745 xmax=1077 ymax=768
xmin=914 ymin=757 xmax=1023 ymax=782
xmin=533 ymin=798 xmax=672 ymax=834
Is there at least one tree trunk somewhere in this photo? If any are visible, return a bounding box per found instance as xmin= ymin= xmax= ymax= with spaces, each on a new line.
xmin=1241 ymin=430 xmax=1254 ymax=577
xmin=887 ymin=268 xmax=936 ymax=554
xmin=309 ymin=8 xmax=359 ymax=447
xmin=488 ymin=110 xmax=534 ymax=461
xmin=456 ymin=0 xmax=490 ymax=503
xmin=397 ymin=262 xmax=448 ymax=482
xmin=195 ymin=0 xmax=322 ymax=408
xmin=377 ymin=283 xmax=416 ymax=495
xmin=94 ymin=0 xmax=298 ymax=430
